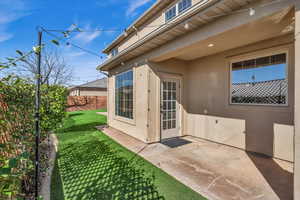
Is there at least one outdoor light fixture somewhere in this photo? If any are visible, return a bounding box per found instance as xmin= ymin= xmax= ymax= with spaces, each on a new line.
xmin=184 ymin=22 xmax=190 ymax=30
xmin=132 ymin=26 xmax=138 ymax=32
xmin=249 ymin=8 xmax=255 ymax=16
xmin=208 ymin=43 xmax=214 ymax=47
xmin=123 ymin=29 xmax=128 ymax=37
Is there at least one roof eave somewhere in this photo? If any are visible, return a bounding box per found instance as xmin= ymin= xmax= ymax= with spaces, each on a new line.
xmin=98 ymin=0 xmax=222 ymax=71
xmin=102 ymin=0 xmax=171 ymax=54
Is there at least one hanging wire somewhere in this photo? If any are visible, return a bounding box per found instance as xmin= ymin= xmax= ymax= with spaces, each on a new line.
xmin=1 ymin=0 xmax=296 ymax=70
xmin=40 ymin=27 xmax=104 ymax=59
xmin=42 ymin=0 xmax=289 ymax=34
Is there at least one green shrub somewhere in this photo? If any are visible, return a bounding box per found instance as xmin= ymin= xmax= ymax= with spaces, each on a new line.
xmin=0 ymin=76 xmax=67 ymax=199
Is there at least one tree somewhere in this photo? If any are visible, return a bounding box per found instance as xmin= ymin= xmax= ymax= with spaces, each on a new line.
xmin=12 ymin=49 xmax=74 ymax=86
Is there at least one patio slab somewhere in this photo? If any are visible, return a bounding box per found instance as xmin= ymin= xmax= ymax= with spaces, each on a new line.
xmin=96 ymin=126 xmax=294 ymax=200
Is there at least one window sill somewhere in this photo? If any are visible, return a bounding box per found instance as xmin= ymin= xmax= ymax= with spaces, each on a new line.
xmin=114 ymin=115 xmax=136 ymax=126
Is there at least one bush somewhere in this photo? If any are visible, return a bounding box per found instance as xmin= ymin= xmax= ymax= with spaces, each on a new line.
xmin=0 ymin=76 xmax=67 ymax=199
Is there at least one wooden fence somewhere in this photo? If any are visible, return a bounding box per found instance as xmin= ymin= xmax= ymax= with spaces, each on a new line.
xmin=67 ymin=96 xmax=107 ymax=112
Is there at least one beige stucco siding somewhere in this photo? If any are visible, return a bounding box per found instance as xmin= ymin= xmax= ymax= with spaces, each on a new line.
xmin=108 ymin=34 xmax=295 ymax=162
xmin=78 ymin=90 xmax=107 ymax=96
xmin=108 ymin=65 xmax=149 ymax=143
xmin=117 ymin=0 xmax=206 ymax=54
xmin=186 ymin=35 xmax=294 ymax=161
xmin=294 ymin=3 xmax=300 ymax=199
xmin=147 ymin=59 xmax=189 ymax=142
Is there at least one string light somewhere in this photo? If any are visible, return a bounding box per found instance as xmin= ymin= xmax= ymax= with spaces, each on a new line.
xmin=41 ymin=27 xmax=105 ymax=59
xmin=11 ymin=0 xmax=291 ymax=70
xmin=184 ymin=22 xmax=190 ymax=30
xmin=249 ymin=8 xmax=256 ymax=16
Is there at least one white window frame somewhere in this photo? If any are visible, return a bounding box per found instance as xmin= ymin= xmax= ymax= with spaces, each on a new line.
xmin=165 ymin=0 xmax=193 ymax=22
xmin=229 ymin=49 xmax=289 ymax=107
xmin=114 ymin=69 xmax=136 ymax=125
xmin=111 ymin=48 xmax=119 ymax=57
xmin=165 ymin=5 xmax=177 ymax=22
xmin=178 ymin=0 xmax=192 ymax=13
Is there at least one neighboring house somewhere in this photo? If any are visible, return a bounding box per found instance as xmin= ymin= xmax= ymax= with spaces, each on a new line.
xmin=69 ymin=78 xmax=107 ymax=96
xmin=98 ymin=0 xmax=300 ymax=198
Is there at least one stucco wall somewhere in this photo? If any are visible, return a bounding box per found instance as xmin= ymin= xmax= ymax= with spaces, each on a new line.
xmin=147 ymin=59 xmax=189 ymax=142
xmin=185 ymin=35 xmax=295 ymax=161
xmin=107 ymin=65 xmax=149 ymax=143
xmin=108 ymin=34 xmax=295 ymax=162
xmin=117 ymin=0 xmax=206 ymax=53
xmin=294 ymin=3 xmax=300 ymax=199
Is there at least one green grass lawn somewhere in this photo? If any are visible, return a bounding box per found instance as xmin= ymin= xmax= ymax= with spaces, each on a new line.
xmin=51 ymin=110 xmax=206 ymax=200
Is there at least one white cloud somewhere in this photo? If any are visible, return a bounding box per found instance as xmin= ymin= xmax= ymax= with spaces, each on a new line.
xmin=0 ymin=32 xmax=13 ymax=42
xmin=74 ymin=31 xmax=101 ymax=44
xmin=126 ymin=0 xmax=153 ymax=17
xmin=0 ymin=0 xmax=31 ymax=43
xmin=72 ymin=24 xmax=101 ymax=44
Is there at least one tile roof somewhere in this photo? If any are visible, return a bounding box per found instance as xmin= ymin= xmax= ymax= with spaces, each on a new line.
xmin=232 ymin=79 xmax=287 ymax=98
xmin=232 ymin=79 xmax=288 ymax=97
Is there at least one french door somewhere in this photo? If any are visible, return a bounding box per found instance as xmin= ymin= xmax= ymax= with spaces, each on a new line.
xmin=161 ymin=78 xmax=181 ymax=140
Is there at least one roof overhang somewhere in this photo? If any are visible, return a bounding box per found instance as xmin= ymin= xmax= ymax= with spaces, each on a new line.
xmin=98 ymin=0 xmax=228 ymax=71
xmin=102 ymin=0 xmax=173 ymax=54
xmin=98 ymin=0 xmax=295 ymax=71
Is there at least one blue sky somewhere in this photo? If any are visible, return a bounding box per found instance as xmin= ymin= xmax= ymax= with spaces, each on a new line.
xmin=232 ymin=64 xmax=286 ymax=84
xmin=0 ymin=0 xmax=156 ymax=85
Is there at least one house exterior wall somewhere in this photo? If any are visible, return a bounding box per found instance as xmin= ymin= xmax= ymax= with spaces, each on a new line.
xmin=107 ymin=34 xmax=295 ymax=162
xmin=294 ymin=2 xmax=300 ymax=199
xmin=114 ymin=0 xmax=206 ymax=55
xmin=107 ymin=65 xmax=149 ymax=142
xmin=186 ymin=34 xmax=295 ymax=161
xmin=147 ymin=59 xmax=189 ymax=142
xmin=103 ymin=0 xmax=297 ymax=198
xmin=79 ymin=90 xmax=107 ymax=96
xmin=69 ymin=89 xmax=80 ymax=96
xmin=69 ymin=89 xmax=107 ymax=96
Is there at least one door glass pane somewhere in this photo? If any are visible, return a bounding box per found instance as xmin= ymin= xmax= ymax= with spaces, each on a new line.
xmin=172 ymin=120 xmax=176 ymax=129
xmin=163 ymin=82 xmax=167 ymax=90
xmin=162 ymin=81 xmax=177 ymax=130
xmin=168 ymin=121 xmax=172 ymax=129
xmin=163 ymin=121 xmax=167 ymax=130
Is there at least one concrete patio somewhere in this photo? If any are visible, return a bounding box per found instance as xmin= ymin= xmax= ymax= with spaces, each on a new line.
xmin=96 ymin=126 xmax=293 ymax=200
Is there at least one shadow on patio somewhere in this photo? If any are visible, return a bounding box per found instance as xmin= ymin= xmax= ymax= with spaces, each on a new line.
xmin=247 ymin=152 xmax=294 ymax=200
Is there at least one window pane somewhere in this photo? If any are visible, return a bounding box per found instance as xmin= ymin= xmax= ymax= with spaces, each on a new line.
xmin=178 ymin=0 xmax=192 ymax=13
xmin=165 ymin=6 xmax=177 ymax=21
xmin=231 ymin=53 xmax=287 ymax=105
xmin=115 ymin=70 xmax=134 ymax=119
xmin=172 ymin=120 xmax=176 ymax=129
